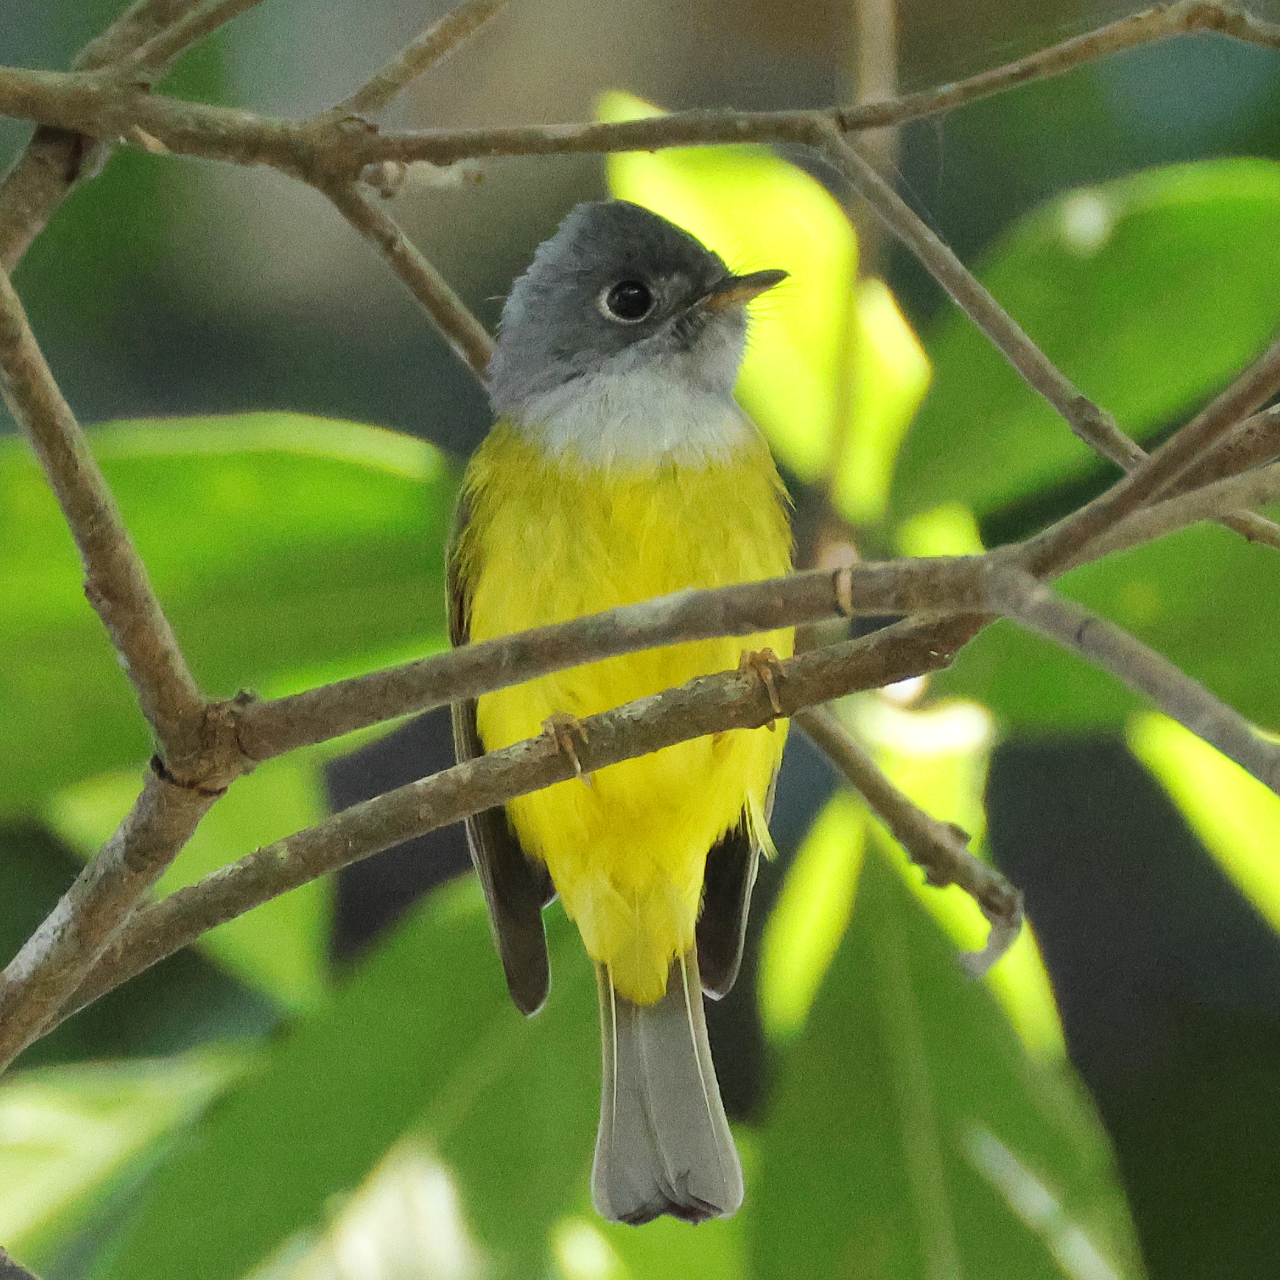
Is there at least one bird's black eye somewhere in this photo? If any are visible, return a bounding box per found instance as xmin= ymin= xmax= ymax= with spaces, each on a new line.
xmin=602 ymin=280 xmax=654 ymax=322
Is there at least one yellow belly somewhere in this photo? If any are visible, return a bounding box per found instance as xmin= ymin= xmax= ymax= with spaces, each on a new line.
xmin=457 ymin=425 xmax=793 ymax=1004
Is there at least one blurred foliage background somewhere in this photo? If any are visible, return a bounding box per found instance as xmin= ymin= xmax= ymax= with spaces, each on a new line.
xmin=3 ymin=0 xmax=1280 ymax=1276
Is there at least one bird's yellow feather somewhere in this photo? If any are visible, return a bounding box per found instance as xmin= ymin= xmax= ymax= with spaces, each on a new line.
xmin=456 ymin=423 xmax=792 ymax=1004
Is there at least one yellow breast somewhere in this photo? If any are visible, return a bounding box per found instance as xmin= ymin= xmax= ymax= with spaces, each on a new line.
xmin=456 ymin=424 xmax=793 ymax=1003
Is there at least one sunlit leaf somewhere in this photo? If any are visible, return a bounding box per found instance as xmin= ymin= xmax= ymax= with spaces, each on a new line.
xmin=853 ymin=697 xmax=1066 ymax=1061
xmin=754 ymin=849 xmax=1144 ymax=1280
xmin=101 ymin=880 xmax=599 ymax=1280
xmin=893 ymin=159 xmax=1280 ymax=520
xmin=598 ymin=91 xmax=929 ymax=521
xmin=44 ymin=751 xmax=334 ymax=1011
xmin=758 ymin=791 xmax=866 ymax=1042
xmin=0 ymin=413 xmax=456 ymax=817
xmin=0 ymin=1053 xmax=242 ymax=1275
xmin=246 ymin=1139 xmax=484 ymax=1280
xmin=938 ymin=522 xmax=1280 ymax=731
xmin=1128 ymin=712 xmax=1280 ymax=937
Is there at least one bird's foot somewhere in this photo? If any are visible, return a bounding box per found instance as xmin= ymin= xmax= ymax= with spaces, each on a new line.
xmin=543 ymin=711 xmax=592 ymax=785
xmin=738 ymin=647 xmax=785 ymax=729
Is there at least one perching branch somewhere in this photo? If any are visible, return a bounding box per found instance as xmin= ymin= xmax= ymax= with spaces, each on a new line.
xmin=234 ymin=559 xmax=977 ymax=762
xmin=50 ymin=610 xmax=1002 ymax=1034
xmin=795 ymin=706 xmax=1023 ymax=975
xmin=53 ymin=553 xmax=1280 ymax=1035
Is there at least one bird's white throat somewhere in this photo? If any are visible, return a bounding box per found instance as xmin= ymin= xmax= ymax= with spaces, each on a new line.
xmin=508 ymin=345 xmax=755 ymax=467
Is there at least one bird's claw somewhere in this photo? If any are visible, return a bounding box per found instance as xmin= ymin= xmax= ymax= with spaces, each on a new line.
xmin=739 ymin=647 xmax=785 ymax=728
xmin=543 ymin=711 xmax=592 ymax=785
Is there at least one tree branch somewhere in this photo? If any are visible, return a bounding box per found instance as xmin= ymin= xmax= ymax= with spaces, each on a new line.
xmin=981 ymin=565 xmax=1280 ymax=791
xmin=795 ymin=706 xmax=1023 ymax=975
xmin=321 ymin=180 xmax=493 ymax=376
xmin=1070 ymin=456 xmax=1280 ymax=563
xmin=2 ymin=3 xmax=1279 ymax=175
xmin=118 ymin=0 xmax=267 ymax=82
xmin=332 ymin=0 xmax=508 ymax=119
xmin=51 ymin=616 xmax=986 ymax=1032
xmin=1023 ymin=329 xmax=1280 ymax=573
xmin=0 ymin=0 xmax=258 ymax=272
xmin=234 ymin=561 xmax=969 ymax=761
xmin=0 ymin=267 xmax=206 ymax=764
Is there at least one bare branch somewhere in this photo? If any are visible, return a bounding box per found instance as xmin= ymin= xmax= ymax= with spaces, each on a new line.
xmin=0 ymin=0 xmax=205 ymax=270
xmin=236 ymin=560 xmax=991 ymax=760
xmin=982 ymin=565 xmax=1280 ymax=791
xmin=4 ymin=2 xmax=1280 ymax=175
xmin=120 ymin=0 xmax=267 ymax=81
xmin=333 ymin=0 xmax=508 ymax=120
xmin=0 ymin=267 xmax=206 ymax=761
xmin=1073 ymin=457 xmax=1280 ymax=562
xmin=322 ymin=181 xmax=494 ymax=376
xmin=76 ymin=0 xmax=209 ymax=70
xmin=55 ymin=615 xmax=985 ymax=1028
xmin=0 ymin=764 xmax=218 ymax=1072
xmin=1171 ymin=403 xmax=1280 ymax=493
xmin=1023 ymin=330 xmax=1280 ymax=574
xmin=817 ymin=128 xmax=1141 ymax=470
xmin=795 ymin=706 xmax=1023 ymax=974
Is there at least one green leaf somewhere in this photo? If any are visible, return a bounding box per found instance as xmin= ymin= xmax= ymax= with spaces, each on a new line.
xmin=44 ymin=752 xmax=333 ymax=1012
xmin=753 ymin=848 xmax=1144 ymax=1280
xmin=936 ymin=522 xmax=1280 ymax=731
xmin=101 ymin=880 xmax=599 ymax=1280
xmin=1129 ymin=712 xmax=1280 ymax=937
xmin=0 ymin=1053 xmax=242 ymax=1275
xmin=598 ymin=92 xmax=929 ymax=522
xmin=0 ymin=413 xmax=456 ymax=816
xmin=892 ymin=159 xmax=1280 ymax=521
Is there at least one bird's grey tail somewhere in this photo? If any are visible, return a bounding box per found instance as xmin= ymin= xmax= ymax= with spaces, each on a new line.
xmin=591 ymin=950 xmax=743 ymax=1225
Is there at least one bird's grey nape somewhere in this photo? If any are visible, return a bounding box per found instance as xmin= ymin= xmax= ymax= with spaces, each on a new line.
xmin=486 ymin=201 xmax=747 ymax=420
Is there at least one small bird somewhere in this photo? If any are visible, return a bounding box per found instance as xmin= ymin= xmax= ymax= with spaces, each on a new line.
xmin=449 ymin=200 xmax=792 ymax=1224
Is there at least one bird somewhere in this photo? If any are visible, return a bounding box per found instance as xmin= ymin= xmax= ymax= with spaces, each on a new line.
xmin=449 ymin=199 xmax=793 ymax=1225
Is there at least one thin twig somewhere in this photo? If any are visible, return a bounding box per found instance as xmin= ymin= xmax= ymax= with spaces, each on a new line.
xmin=0 ymin=764 xmax=218 ymax=1072
xmin=0 ymin=267 xmax=206 ymax=763
xmin=0 ymin=0 xmax=206 ymax=270
xmin=981 ymin=565 xmax=1280 ymax=790
xmin=1023 ymin=329 xmax=1280 ymax=574
xmin=120 ymin=0 xmax=267 ymax=80
xmin=1170 ymin=403 xmax=1280 ymax=493
xmin=817 ymin=127 xmax=1141 ymax=469
xmin=321 ymin=181 xmax=493 ymax=375
xmin=1070 ymin=457 xmax=1280 ymax=563
xmin=4 ymin=4 xmax=1280 ymax=171
xmin=333 ymin=0 xmax=508 ymax=119
xmin=795 ymin=706 xmax=1023 ymax=975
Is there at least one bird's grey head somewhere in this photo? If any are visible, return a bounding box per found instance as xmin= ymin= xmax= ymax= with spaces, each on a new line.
xmin=487 ymin=201 xmax=785 ymax=420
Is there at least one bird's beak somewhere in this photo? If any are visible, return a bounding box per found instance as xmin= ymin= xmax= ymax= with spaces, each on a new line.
xmin=699 ymin=269 xmax=788 ymax=313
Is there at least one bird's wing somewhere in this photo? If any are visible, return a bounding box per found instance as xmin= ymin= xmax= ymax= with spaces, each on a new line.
xmin=696 ymin=771 xmax=775 ymax=998
xmin=448 ymin=495 xmax=555 ymax=1016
